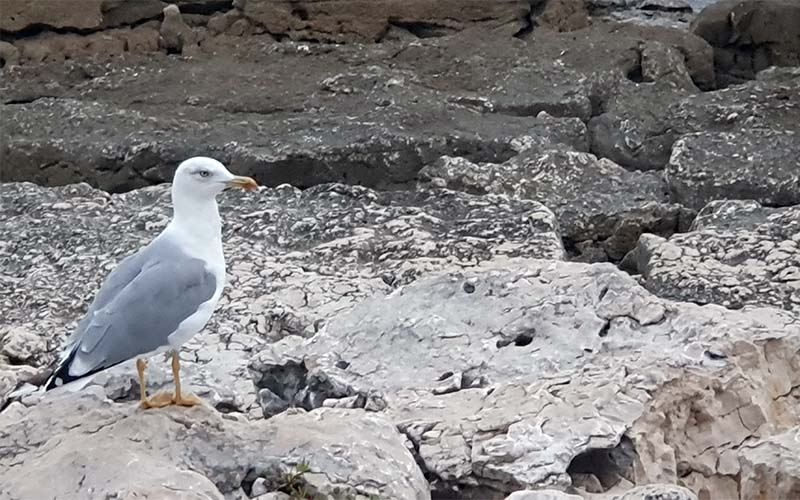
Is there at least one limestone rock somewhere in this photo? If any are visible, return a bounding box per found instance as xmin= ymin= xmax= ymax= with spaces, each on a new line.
xmin=250 ymin=259 xmax=800 ymax=497
xmin=160 ymin=4 xmax=197 ymax=55
xmin=0 ymin=326 xmax=45 ymax=364
xmin=612 ymin=484 xmax=698 ymax=500
xmin=0 ymin=181 xmax=563 ymax=412
xmin=0 ymin=389 xmax=429 ymax=500
xmin=0 ymin=0 xmax=168 ymax=33
xmin=628 ymin=199 xmax=800 ymax=313
xmin=536 ymin=0 xmax=591 ymax=32
xmin=0 ymin=41 xmax=20 ymax=68
xmin=505 ymin=490 xmax=583 ymax=500
xmin=692 ymin=0 xmax=800 ymax=87
xmin=419 ymin=147 xmax=693 ymax=261
xmin=0 ymin=0 xmax=105 ymax=32
xmin=738 ymin=426 xmax=800 ymax=500
xmin=242 ymin=0 xmax=533 ymax=42
xmin=589 ymin=60 xmax=800 ymax=172
xmin=666 ymin=129 xmax=800 ymax=210
xmin=2 ymin=24 xmax=713 ymax=192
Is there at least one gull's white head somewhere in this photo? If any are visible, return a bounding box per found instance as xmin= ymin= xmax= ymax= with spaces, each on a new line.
xmin=172 ymin=157 xmax=258 ymax=199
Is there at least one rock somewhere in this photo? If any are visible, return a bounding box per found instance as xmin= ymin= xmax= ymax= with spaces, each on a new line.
xmin=250 ymin=259 xmax=800 ymax=497
xmin=505 ymin=490 xmax=583 ymax=500
xmin=1 ymin=22 xmax=715 ymax=192
xmin=0 ymin=0 xmax=105 ymax=32
xmin=0 ymin=181 xmax=563 ymax=411
xmin=0 ymin=389 xmax=429 ymax=500
xmin=160 ymin=4 xmax=197 ymax=55
xmin=536 ymin=0 xmax=591 ymax=32
xmin=419 ymin=146 xmax=694 ymax=261
xmin=666 ymin=129 xmax=800 ymax=210
xmin=628 ymin=199 xmax=800 ymax=313
xmin=692 ymin=0 xmax=800 ymax=87
xmin=612 ymin=484 xmax=698 ymax=500
xmin=0 ymin=0 xmax=169 ymax=33
xmin=738 ymin=426 xmax=800 ymax=500
xmin=0 ymin=41 xmax=20 ymax=68
xmin=242 ymin=0 xmax=533 ymax=42
xmin=587 ymin=0 xmax=698 ymax=30
xmin=0 ymin=326 xmax=45 ymax=364
xmin=590 ymin=62 xmax=800 ymax=171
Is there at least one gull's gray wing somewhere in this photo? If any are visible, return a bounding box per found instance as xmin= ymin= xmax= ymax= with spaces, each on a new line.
xmin=46 ymin=238 xmax=216 ymax=388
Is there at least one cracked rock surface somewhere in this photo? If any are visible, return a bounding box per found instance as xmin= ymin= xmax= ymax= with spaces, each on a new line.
xmin=0 ymin=181 xmax=563 ymax=413
xmin=628 ymin=200 xmax=800 ymax=313
xmin=0 ymin=388 xmax=429 ymax=500
xmin=2 ymin=1 xmax=800 ymax=499
xmin=250 ymin=259 xmax=800 ymax=498
xmin=419 ymin=145 xmax=694 ymax=262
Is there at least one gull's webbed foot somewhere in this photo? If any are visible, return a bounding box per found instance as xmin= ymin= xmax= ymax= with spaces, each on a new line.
xmin=172 ymin=392 xmax=203 ymax=407
xmin=139 ymin=391 xmax=174 ymax=409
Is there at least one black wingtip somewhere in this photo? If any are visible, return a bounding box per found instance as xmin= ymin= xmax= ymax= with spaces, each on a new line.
xmin=44 ymin=352 xmax=81 ymax=391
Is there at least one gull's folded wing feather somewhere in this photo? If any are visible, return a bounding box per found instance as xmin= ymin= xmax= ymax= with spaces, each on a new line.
xmin=46 ymin=240 xmax=216 ymax=388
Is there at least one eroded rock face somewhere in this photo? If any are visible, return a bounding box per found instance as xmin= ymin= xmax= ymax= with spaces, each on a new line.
xmin=692 ymin=0 xmax=800 ymax=87
xmin=0 ymin=23 xmax=713 ymax=193
xmin=0 ymin=181 xmax=563 ymax=414
xmin=242 ymin=0 xmax=533 ymax=42
xmin=589 ymin=64 xmax=800 ymax=172
xmin=628 ymin=200 xmax=800 ymax=313
xmin=0 ymin=389 xmax=429 ymax=500
xmin=738 ymin=426 xmax=800 ymax=499
xmin=249 ymin=259 xmax=800 ymax=498
xmin=666 ymin=129 xmax=800 ymax=210
xmin=419 ymin=146 xmax=694 ymax=262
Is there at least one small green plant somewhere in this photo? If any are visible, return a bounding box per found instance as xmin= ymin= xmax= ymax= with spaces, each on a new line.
xmin=280 ymin=460 xmax=314 ymax=500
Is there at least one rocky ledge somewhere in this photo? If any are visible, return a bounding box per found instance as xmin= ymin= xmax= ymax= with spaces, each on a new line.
xmin=1 ymin=0 xmax=800 ymax=499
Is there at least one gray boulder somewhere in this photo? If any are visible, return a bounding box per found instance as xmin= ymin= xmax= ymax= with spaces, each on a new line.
xmin=692 ymin=0 xmax=800 ymax=87
xmin=666 ymin=129 xmax=800 ymax=210
xmin=738 ymin=426 xmax=800 ymax=500
xmin=0 ymin=389 xmax=429 ymax=500
xmin=250 ymin=259 xmax=800 ymax=497
xmin=628 ymin=200 xmax=800 ymax=313
xmin=590 ymin=61 xmax=800 ymax=172
xmin=420 ymin=147 xmax=694 ymax=261
xmin=0 ymin=180 xmax=563 ymax=413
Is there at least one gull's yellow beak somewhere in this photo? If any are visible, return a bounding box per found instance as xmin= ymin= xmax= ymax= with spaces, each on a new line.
xmin=227 ymin=176 xmax=258 ymax=191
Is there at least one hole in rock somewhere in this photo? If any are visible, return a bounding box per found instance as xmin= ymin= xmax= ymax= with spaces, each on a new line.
xmin=514 ymin=333 xmax=533 ymax=347
xmin=567 ymin=435 xmax=637 ymax=492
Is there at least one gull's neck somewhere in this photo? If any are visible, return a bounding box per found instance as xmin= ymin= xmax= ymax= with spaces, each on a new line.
xmin=167 ymin=187 xmax=222 ymax=245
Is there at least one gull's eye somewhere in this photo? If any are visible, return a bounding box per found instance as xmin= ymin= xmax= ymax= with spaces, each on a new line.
xmin=198 ymin=170 xmax=210 ymax=178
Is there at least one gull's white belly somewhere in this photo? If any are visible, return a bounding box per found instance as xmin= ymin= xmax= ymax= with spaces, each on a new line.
xmin=167 ymin=294 xmax=220 ymax=348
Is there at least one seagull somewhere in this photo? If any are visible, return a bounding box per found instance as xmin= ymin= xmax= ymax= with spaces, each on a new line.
xmin=44 ymin=157 xmax=258 ymax=408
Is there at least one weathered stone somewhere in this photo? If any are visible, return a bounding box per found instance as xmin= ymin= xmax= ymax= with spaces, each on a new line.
xmin=0 ymin=181 xmax=563 ymax=412
xmin=612 ymin=484 xmax=698 ymax=500
xmin=419 ymin=146 xmax=694 ymax=261
xmin=0 ymin=41 xmax=20 ymax=68
xmin=536 ymin=0 xmax=591 ymax=32
xmin=0 ymin=390 xmax=429 ymax=500
xmin=0 ymin=0 xmax=105 ymax=32
xmin=738 ymin=426 xmax=800 ymax=500
xmin=692 ymin=0 xmax=800 ymax=87
xmin=590 ymin=68 xmax=800 ymax=171
xmin=505 ymin=490 xmax=583 ymax=500
xmin=0 ymin=326 xmax=45 ymax=364
xmin=666 ymin=129 xmax=800 ymax=210
xmin=160 ymin=4 xmax=197 ymax=55
xmin=250 ymin=259 xmax=800 ymax=497
xmin=242 ymin=0 xmax=533 ymax=42
xmin=1 ymin=22 xmax=714 ymax=192
xmin=628 ymin=200 xmax=800 ymax=313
